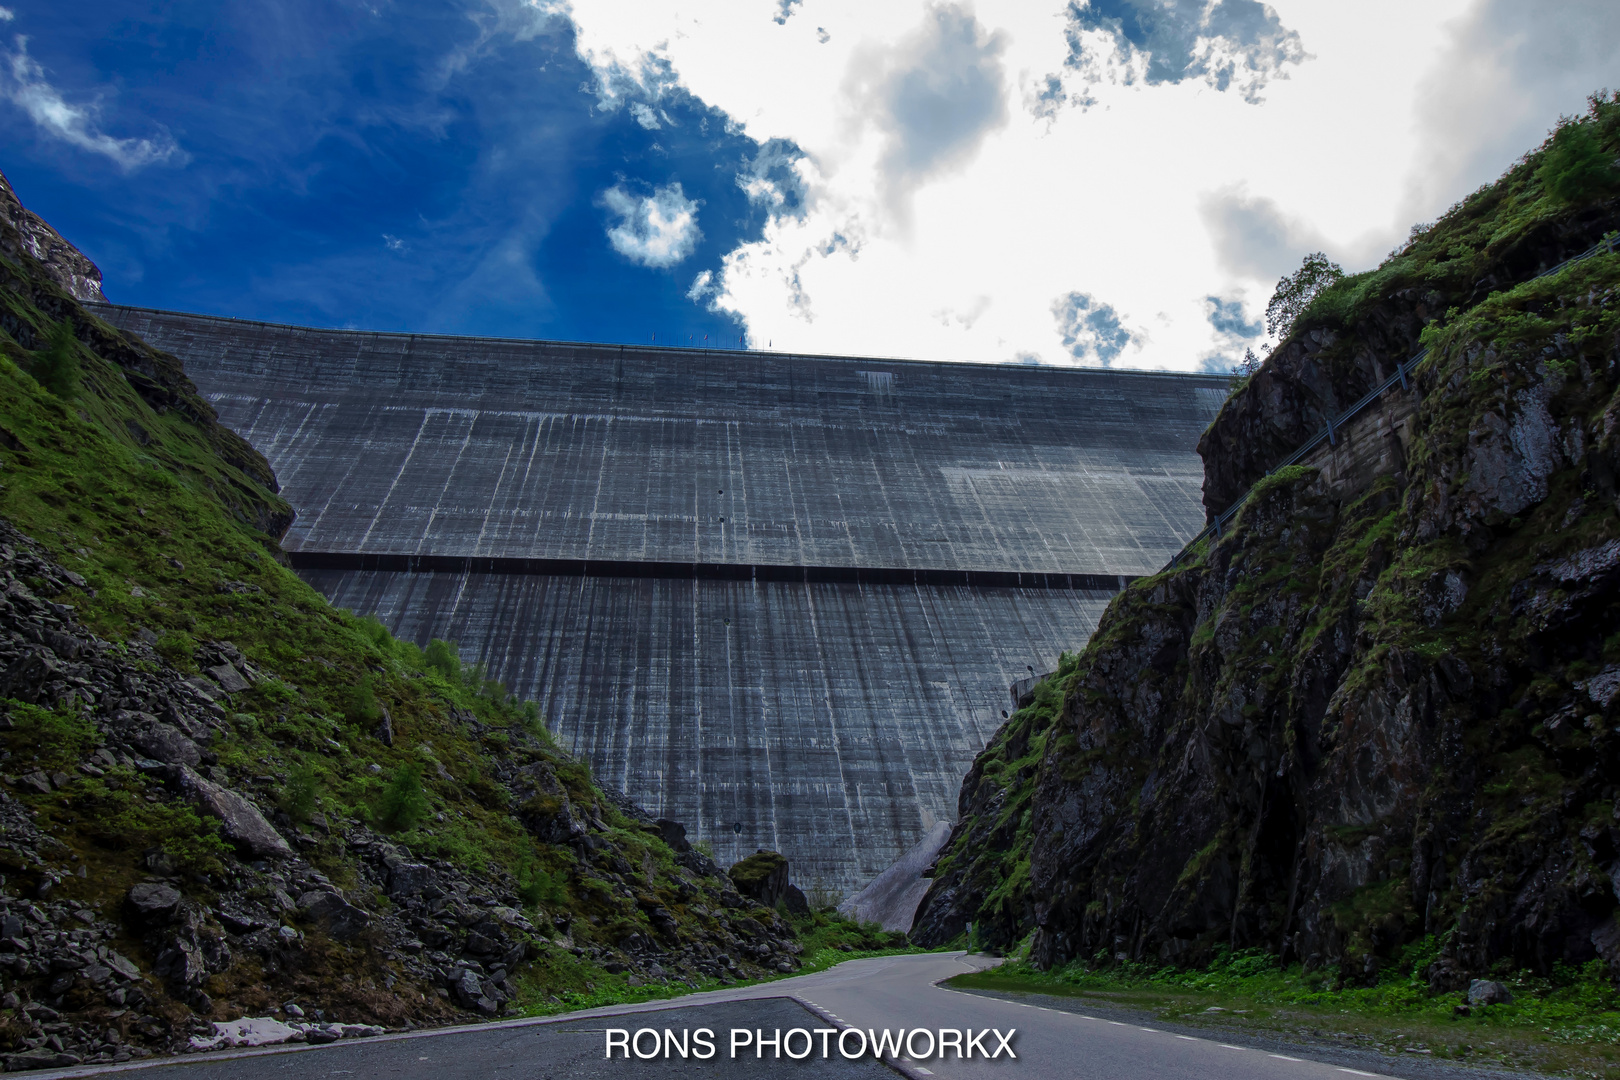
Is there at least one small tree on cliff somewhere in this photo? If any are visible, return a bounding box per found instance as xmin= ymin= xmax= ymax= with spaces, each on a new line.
xmin=30 ymin=319 xmax=81 ymax=400
xmin=1536 ymin=116 xmax=1620 ymax=205
xmin=1265 ymin=252 xmax=1344 ymax=341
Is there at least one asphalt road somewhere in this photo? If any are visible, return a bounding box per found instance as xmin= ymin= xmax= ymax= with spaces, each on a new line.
xmin=33 ymin=953 xmax=1532 ymax=1080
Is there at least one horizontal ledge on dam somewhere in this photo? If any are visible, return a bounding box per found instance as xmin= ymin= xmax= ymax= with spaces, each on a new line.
xmin=286 ymin=550 xmax=1138 ymax=592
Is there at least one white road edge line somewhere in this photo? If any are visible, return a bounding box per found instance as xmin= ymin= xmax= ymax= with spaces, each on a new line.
xmin=1175 ymin=1036 xmax=1198 ymax=1041
xmin=1270 ymin=1055 xmax=1303 ymax=1062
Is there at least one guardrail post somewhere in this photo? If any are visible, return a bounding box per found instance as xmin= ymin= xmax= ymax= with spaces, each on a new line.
xmin=1397 ymin=360 xmax=1409 ymax=391
xmin=1326 ymin=415 xmax=1336 ymax=446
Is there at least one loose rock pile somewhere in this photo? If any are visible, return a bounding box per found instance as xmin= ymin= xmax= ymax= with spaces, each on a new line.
xmin=0 ymin=516 xmax=811 ymax=1067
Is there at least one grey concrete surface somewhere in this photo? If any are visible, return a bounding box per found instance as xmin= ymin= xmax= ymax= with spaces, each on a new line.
xmin=301 ymin=570 xmax=1114 ymax=889
xmin=37 ymin=954 xmax=1530 ymax=1080
xmin=839 ymin=823 xmax=954 ymax=932
xmin=95 ymin=305 xmax=1229 ymax=892
xmin=97 ymin=306 xmax=1226 ymax=576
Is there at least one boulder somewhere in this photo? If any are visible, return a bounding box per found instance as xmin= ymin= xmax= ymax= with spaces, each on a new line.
xmin=655 ymin=818 xmax=692 ymax=853
xmin=130 ymin=720 xmax=201 ymax=767
xmin=448 ymin=967 xmax=500 ymax=1014
xmin=175 ymin=767 xmax=292 ymax=859
xmin=386 ymin=861 xmax=437 ymax=899
xmin=1467 ymin=979 xmax=1513 ymax=1006
xmin=184 ymin=676 xmax=223 ymax=702
xmin=782 ymin=884 xmax=810 ymax=917
xmin=1 ymin=650 xmax=59 ymax=703
xmin=189 ymin=1017 xmax=301 ymax=1051
xmin=728 ymin=850 xmax=791 ymax=908
xmin=105 ymin=951 xmax=141 ymax=980
xmin=297 ymin=891 xmax=371 ymax=940
xmin=126 ymin=882 xmax=182 ymax=924
xmin=204 ymin=663 xmax=251 ymax=694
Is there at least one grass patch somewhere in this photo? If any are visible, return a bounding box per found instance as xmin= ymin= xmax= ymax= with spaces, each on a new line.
xmin=951 ymin=951 xmax=1620 ymax=1077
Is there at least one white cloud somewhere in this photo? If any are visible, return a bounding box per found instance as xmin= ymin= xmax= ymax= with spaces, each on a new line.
xmin=1405 ymin=0 xmax=1620 ymax=223
xmin=0 ymin=35 xmax=181 ymax=170
xmin=0 ymin=10 xmax=14 ymax=23
xmin=1054 ymin=0 xmax=1309 ymax=108
xmin=600 ymin=181 xmax=703 ymax=268
xmin=687 ymin=268 xmax=716 ymax=300
xmin=1053 ymin=290 xmax=1135 ymax=365
xmin=629 ymin=101 xmax=662 ymax=129
xmin=1199 ymin=184 xmax=1328 ymax=282
xmin=563 ymin=0 xmax=1615 ymax=369
xmin=844 ymin=4 xmax=1009 ymax=212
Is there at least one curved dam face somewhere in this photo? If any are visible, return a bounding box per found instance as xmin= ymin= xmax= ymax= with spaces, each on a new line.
xmin=98 ymin=304 xmax=1228 ymax=894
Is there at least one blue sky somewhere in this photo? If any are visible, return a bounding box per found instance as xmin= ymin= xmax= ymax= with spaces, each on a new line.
xmin=0 ymin=0 xmax=775 ymax=345
xmin=2 ymin=1 xmax=1616 ymax=366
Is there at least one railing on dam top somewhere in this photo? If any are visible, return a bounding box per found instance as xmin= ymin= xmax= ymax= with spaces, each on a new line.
xmin=1164 ymin=230 xmax=1620 ymax=573
xmin=287 ymin=549 xmax=1137 ymax=593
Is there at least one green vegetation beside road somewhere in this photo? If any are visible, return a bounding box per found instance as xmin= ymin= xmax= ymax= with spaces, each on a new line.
xmin=517 ymin=909 xmax=918 ymax=1016
xmin=951 ymin=948 xmax=1620 ymax=1078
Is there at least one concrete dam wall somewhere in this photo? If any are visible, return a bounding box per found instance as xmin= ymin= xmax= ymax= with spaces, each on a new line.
xmin=97 ymin=303 xmax=1229 ymax=894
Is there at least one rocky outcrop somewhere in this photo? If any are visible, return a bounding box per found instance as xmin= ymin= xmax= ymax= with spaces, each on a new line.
xmin=0 ymin=170 xmax=104 ymax=304
xmin=840 ymin=821 xmax=952 ymax=933
xmin=1197 ymin=190 xmax=1620 ymax=520
xmin=916 ymin=108 xmax=1620 ymax=987
xmin=729 ymin=851 xmax=810 ymax=920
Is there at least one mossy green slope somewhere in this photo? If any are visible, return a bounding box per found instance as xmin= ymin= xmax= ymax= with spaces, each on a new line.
xmin=0 ymin=174 xmax=900 ymax=1062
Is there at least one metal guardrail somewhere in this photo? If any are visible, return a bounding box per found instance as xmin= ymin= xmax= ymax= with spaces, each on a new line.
xmin=1165 ymin=231 xmax=1620 ymax=571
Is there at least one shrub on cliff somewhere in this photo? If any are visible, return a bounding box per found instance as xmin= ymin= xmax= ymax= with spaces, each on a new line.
xmin=1538 ymin=110 xmax=1620 ymax=205
xmin=376 ymin=763 xmax=431 ymax=830
xmin=424 ymin=638 xmax=462 ymax=683
xmin=29 ymin=319 xmax=81 ymax=399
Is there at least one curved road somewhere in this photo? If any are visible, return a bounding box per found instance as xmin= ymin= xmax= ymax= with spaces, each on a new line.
xmin=39 ymin=953 xmax=1477 ymax=1080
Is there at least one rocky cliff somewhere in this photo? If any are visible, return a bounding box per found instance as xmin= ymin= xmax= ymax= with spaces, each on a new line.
xmin=914 ymin=94 xmax=1620 ymax=989
xmin=0 ymin=177 xmax=881 ymax=1068
xmin=0 ymin=170 xmax=104 ymax=305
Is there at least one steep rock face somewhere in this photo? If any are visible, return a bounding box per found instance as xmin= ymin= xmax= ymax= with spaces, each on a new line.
xmin=0 ymin=170 xmax=104 ymax=304
xmin=916 ymin=109 xmax=1620 ymax=984
xmin=1197 ymin=188 xmax=1620 ymax=520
